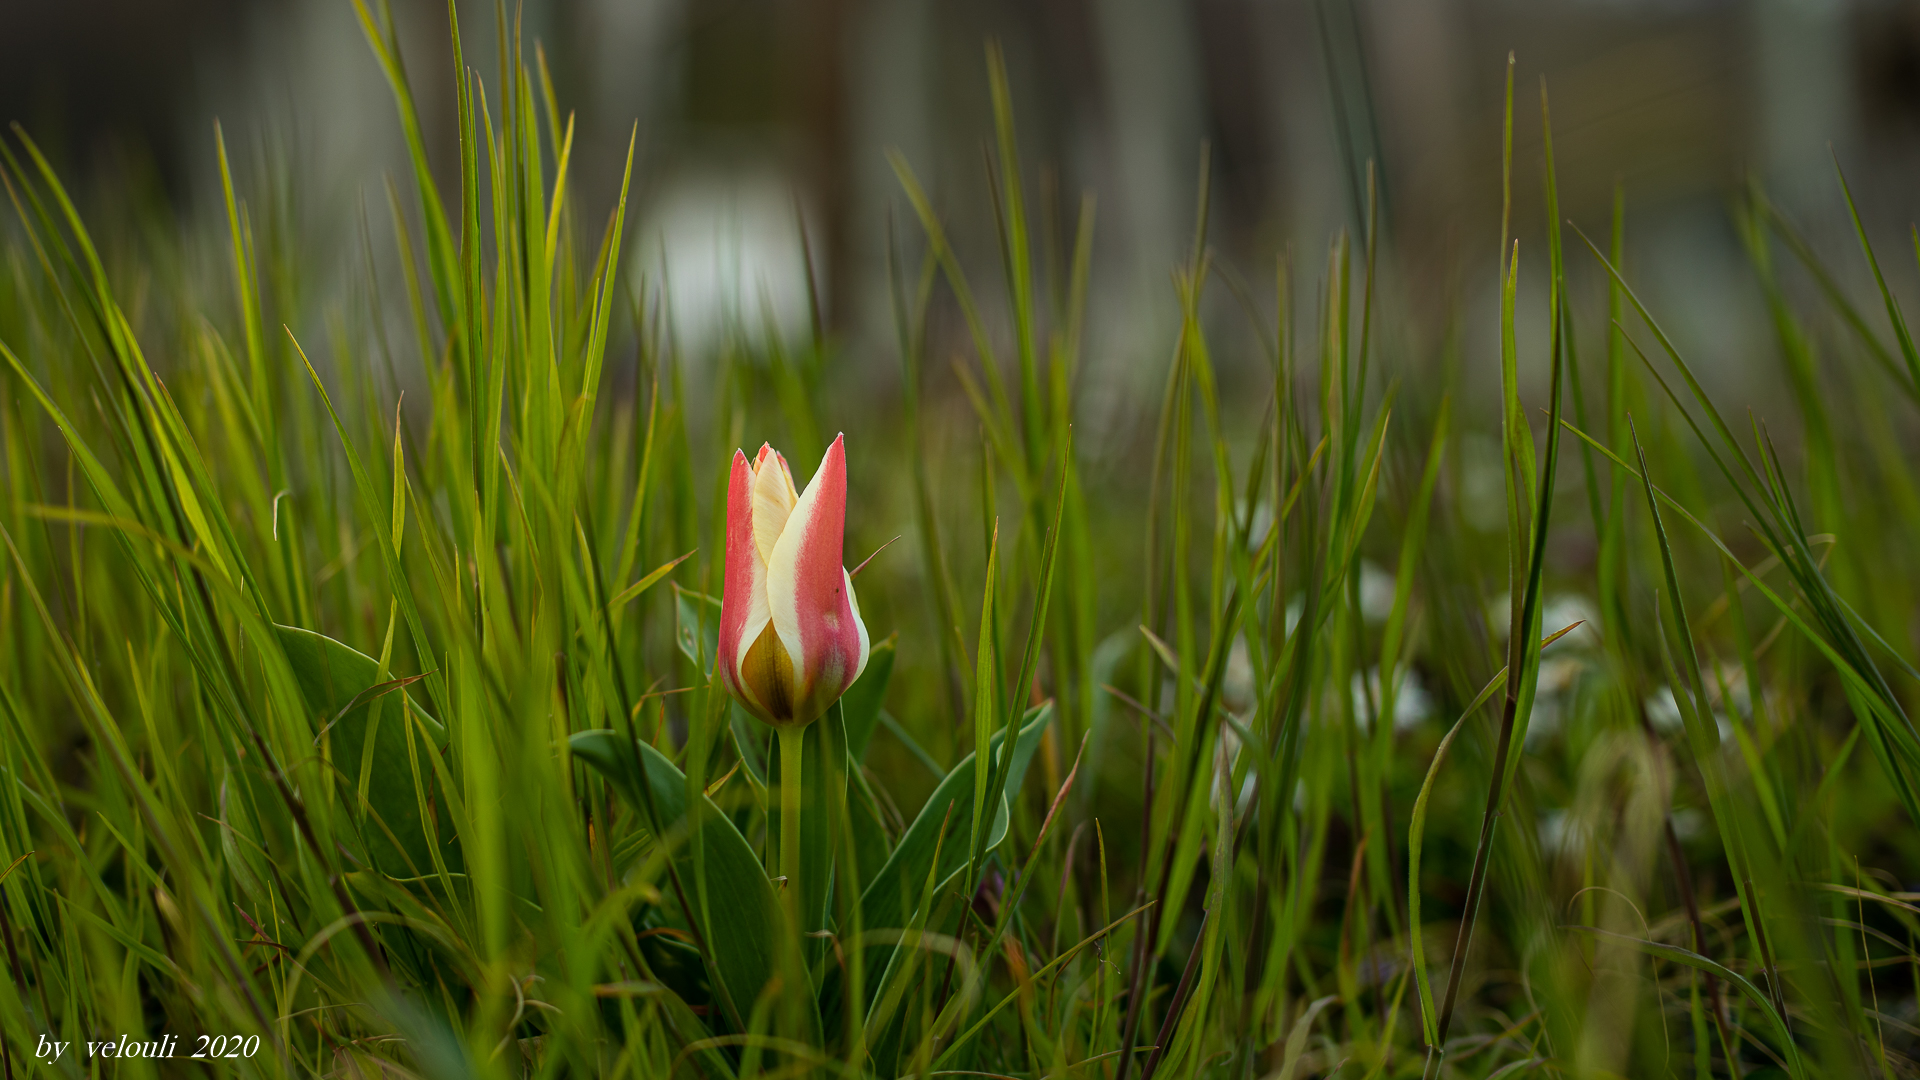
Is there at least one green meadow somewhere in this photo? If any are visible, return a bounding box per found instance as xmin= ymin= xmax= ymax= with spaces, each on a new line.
xmin=0 ymin=7 xmax=1915 ymax=1078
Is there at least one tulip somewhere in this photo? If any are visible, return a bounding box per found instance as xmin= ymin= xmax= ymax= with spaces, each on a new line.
xmin=717 ymin=434 xmax=870 ymax=911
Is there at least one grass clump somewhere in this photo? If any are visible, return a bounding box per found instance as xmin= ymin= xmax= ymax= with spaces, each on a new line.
xmin=0 ymin=13 xmax=1917 ymax=1080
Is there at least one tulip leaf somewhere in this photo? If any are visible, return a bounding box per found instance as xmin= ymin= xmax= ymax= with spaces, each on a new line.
xmin=845 ymin=765 xmax=893 ymax=894
xmin=570 ymin=727 xmax=820 ymax=1044
xmin=820 ymin=701 xmax=1053 ymax=1031
xmin=866 ymin=702 xmax=1052 ymax=928
xmin=274 ymin=624 xmax=457 ymax=880
xmin=634 ymin=906 xmax=715 ymax=1015
xmin=840 ymin=638 xmax=895 ymax=762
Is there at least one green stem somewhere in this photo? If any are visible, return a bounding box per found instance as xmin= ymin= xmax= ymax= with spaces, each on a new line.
xmin=778 ymin=725 xmax=805 ymax=926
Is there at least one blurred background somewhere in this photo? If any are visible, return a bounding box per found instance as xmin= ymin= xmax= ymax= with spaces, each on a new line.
xmin=8 ymin=6 xmax=1920 ymax=1072
xmin=6 ymin=0 xmax=1920 ymax=420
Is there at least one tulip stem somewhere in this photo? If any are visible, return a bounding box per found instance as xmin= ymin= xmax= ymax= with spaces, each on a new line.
xmin=778 ymin=725 xmax=805 ymax=928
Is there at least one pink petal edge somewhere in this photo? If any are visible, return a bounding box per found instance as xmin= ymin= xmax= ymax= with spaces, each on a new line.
xmin=717 ymin=449 xmax=756 ymax=700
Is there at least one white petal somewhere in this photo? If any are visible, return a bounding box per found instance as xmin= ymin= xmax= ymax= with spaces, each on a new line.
xmin=733 ymin=545 xmax=775 ymax=711
xmin=751 ymin=452 xmax=799 ymax=566
xmin=766 ymin=474 xmax=815 ymax=680
xmin=844 ymin=568 xmax=871 ymax=685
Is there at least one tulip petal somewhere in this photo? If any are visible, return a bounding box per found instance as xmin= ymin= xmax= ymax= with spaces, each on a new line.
xmin=751 ymin=445 xmax=798 ymax=566
xmin=844 ymin=567 xmax=871 ymax=684
xmin=718 ymin=450 xmax=756 ymax=697
xmin=739 ymin=623 xmax=796 ymax=721
xmin=767 ymin=434 xmax=868 ymax=723
xmin=719 ymin=449 xmax=776 ymax=721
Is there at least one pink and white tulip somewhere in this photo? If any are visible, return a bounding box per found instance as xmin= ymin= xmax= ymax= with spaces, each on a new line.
xmin=717 ymin=435 xmax=871 ymax=729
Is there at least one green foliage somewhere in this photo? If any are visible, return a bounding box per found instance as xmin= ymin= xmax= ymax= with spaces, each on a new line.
xmin=0 ymin=8 xmax=1915 ymax=1079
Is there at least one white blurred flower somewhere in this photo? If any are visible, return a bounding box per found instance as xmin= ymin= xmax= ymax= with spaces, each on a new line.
xmin=1521 ymin=653 xmax=1591 ymax=750
xmin=1645 ymin=685 xmax=1734 ymax=742
xmin=1210 ymin=721 xmax=1257 ymax=815
xmin=1243 ymin=500 xmax=1274 ymax=554
xmin=1670 ymin=808 xmax=1708 ymax=841
xmin=1488 ymin=592 xmax=1600 ymax=646
xmin=637 ymin=166 xmax=818 ymax=356
xmin=1645 ymin=686 xmax=1684 ymax=732
xmin=1538 ymin=809 xmax=1572 ymax=854
xmin=1359 ymin=561 xmax=1397 ymax=623
xmin=1524 ymin=697 xmax=1564 ymax=749
xmin=1223 ymin=635 xmax=1254 ymax=713
xmin=1704 ymin=662 xmax=1754 ymax=718
xmin=1541 ymin=594 xmax=1600 ymax=641
xmin=1351 ymin=666 xmax=1433 ymax=735
xmin=1537 ymin=655 xmax=1587 ymax=695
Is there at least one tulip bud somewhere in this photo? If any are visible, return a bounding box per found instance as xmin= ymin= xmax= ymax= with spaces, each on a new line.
xmin=718 ymin=434 xmax=871 ymax=729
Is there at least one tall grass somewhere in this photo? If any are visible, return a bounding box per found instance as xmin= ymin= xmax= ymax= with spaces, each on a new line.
xmin=0 ymin=10 xmax=1916 ymax=1079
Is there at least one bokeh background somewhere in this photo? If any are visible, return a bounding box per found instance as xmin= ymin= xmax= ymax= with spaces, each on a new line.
xmin=4 ymin=6 xmax=1919 ymax=1073
xmin=9 ymin=0 xmax=1920 ymax=414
